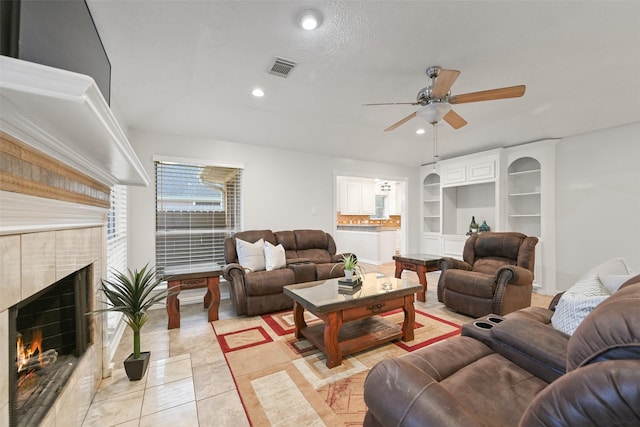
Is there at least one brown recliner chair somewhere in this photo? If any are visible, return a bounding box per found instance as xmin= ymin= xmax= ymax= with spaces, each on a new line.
xmin=438 ymin=231 xmax=538 ymax=317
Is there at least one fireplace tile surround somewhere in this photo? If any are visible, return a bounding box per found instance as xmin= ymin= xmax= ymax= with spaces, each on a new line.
xmin=0 ymin=226 xmax=105 ymax=426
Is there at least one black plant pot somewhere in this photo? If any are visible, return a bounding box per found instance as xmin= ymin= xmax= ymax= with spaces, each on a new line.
xmin=124 ymin=351 xmax=151 ymax=381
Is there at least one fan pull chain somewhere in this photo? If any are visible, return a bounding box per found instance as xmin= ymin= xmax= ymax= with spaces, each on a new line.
xmin=432 ymin=122 xmax=439 ymax=170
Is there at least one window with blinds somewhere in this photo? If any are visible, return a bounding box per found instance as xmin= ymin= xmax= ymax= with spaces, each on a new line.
xmin=106 ymin=184 xmax=127 ymax=337
xmin=155 ymin=161 xmax=243 ymax=274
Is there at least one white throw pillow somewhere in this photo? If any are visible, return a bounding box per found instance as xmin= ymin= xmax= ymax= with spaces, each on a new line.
xmin=598 ymin=274 xmax=635 ymax=294
xmin=551 ymin=258 xmax=633 ymax=335
xmin=264 ymin=241 xmax=286 ymax=271
xmin=235 ymin=238 xmax=266 ymax=272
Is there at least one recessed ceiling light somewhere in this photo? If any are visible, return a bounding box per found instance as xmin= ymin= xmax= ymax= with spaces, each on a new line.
xmin=416 ymin=128 xmax=426 ymax=135
xmin=300 ymin=10 xmax=320 ymax=30
xmin=252 ymin=88 xmax=265 ymax=97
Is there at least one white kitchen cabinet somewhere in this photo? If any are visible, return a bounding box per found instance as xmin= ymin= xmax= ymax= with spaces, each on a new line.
xmin=341 ymin=180 xmax=375 ymax=215
xmin=361 ymin=182 xmax=375 ymax=215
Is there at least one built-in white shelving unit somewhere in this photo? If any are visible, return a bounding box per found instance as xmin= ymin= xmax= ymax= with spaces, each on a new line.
xmin=507 ymin=158 xmax=542 ymax=237
xmin=505 ymin=140 xmax=557 ymax=293
xmin=423 ymin=174 xmax=441 ymax=233
xmin=419 ymin=142 xmax=558 ymax=293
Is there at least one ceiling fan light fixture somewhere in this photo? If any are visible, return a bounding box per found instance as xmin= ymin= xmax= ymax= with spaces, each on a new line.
xmin=300 ymin=10 xmax=320 ymax=30
xmin=416 ymin=102 xmax=451 ymax=124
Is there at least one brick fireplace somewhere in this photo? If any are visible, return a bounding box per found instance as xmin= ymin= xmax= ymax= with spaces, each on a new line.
xmin=0 ymin=57 xmax=149 ymax=426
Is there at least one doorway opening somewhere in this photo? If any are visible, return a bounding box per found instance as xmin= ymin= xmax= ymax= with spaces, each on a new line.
xmin=334 ymin=174 xmax=407 ymax=265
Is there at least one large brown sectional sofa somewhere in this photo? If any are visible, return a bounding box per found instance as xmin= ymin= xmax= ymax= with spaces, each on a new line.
xmin=363 ymin=274 xmax=640 ymax=426
xmin=222 ymin=229 xmax=350 ymax=316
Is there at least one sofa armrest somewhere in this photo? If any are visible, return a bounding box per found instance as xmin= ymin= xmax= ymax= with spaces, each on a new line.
xmin=364 ymin=357 xmax=483 ymax=427
xmin=491 ymin=318 xmax=568 ymax=382
xmin=222 ymin=263 xmax=249 ymax=316
xmin=331 ymin=252 xmax=355 ymax=263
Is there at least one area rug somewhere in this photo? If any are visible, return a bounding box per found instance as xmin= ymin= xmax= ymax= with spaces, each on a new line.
xmin=211 ymin=308 xmax=461 ymax=426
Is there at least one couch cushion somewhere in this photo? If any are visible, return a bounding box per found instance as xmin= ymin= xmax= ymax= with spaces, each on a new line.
xmin=473 ymin=257 xmax=516 ymax=275
xmin=243 ymin=268 xmax=296 ymax=296
xmin=274 ymin=230 xmax=298 ymax=260
xmin=473 ymin=232 xmax=524 ymax=260
xmin=264 ymin=241 xmax=286 ymax=271
xmin=551 ymin=258 xmax=633 ymax=335
xmin=294 ymin=229 xmax=328 ymax=250
xmin=236 ymin=238 xmax=266 ymax=272
xmin=444 ymin=269 xmax=496 ymax=298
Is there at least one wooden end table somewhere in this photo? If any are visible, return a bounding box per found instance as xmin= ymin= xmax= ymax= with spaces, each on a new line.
xmin=161 ymin=264 xmax=223 ymax=329
xmin=284 ymin=273 xmax=421 ymax=368
xmin=392 ymin=254 xmax=441 ymax=302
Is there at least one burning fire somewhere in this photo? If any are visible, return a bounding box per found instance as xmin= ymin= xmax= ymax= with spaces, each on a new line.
xmin=17 ymin=330 xmax=43 ymax=373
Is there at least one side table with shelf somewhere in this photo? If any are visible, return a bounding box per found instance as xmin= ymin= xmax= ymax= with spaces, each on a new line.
xmin=161 ymin=264 xmax=223 ymax=329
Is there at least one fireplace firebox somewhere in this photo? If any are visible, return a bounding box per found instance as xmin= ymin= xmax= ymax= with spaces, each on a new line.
xmin=8 ymin=265 xmax=92 ymax=427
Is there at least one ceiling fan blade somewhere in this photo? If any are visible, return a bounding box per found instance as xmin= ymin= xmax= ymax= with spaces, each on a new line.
xmin=432 ymin=69 xmax=460 ymax=98
xmin=443 ymin=109 xmax=467 ymax=129
xmin=384 ymin=112 xmax=417 ymax=132
xmin=363 ymin=102 xmax=418 ymax=106
xmin=450 ymin=85 xmax=526 ymax=104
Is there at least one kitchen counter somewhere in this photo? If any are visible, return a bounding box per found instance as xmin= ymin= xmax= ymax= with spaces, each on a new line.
xmin=337 ymin=225 xmax=400 ymax=232
xmin=335 ymin=228 xmax=399 ymax=265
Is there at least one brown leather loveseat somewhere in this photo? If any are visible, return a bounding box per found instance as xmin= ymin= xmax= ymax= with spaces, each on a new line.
xmin=363 ymin=275 xmax=640 ymax=426
xmin=222 ymin=229 xmax=350 ymax=316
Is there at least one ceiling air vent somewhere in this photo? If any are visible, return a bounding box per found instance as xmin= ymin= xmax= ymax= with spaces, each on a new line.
xmin=269 ymin=57 xmax=297 ymax=78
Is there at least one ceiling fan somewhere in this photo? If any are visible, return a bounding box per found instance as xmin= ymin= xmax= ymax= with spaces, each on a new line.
xmin=364 ymin=66 xmax=526 ymax=132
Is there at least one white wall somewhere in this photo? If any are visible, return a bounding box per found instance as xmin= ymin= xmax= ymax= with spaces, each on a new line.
xmin=555 ymin=122 xmax=640 ymax=290
xmin=127 ymin=129 xmax=420 ymax=269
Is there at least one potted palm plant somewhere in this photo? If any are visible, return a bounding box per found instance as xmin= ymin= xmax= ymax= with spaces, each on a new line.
xmin=93 ymin=264 xmax=173 ymax=380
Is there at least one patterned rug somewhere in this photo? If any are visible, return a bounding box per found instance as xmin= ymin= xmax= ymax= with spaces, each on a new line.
xmin=211 ymin=308 xmax=461 ymax=426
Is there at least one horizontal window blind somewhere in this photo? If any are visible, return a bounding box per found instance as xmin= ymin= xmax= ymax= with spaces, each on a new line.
xmin=106 ymin=184 xmax=127 ymax=336
xmin=155 ymin=161 xmax=242 ymax=275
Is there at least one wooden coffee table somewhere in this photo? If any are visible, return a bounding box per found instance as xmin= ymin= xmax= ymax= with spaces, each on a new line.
xmin=393 ymin=253 xmax=441 ymax=302
xmin=283 ymin=273 xmax=421 ymax=368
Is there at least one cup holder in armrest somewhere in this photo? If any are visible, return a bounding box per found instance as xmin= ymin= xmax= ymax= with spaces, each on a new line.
xmin=487 ymin=316 xmax=504 ymax=324
xmin=473 ymin=321 xmax=494 ymax=330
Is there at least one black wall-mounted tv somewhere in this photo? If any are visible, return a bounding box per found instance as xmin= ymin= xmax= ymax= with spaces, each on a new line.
xmin=1 ymin=0 xmax=111 ymax=105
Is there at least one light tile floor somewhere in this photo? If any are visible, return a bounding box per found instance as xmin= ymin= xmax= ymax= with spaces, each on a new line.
xmin=82 ymin=263 xmax=553 ymax=426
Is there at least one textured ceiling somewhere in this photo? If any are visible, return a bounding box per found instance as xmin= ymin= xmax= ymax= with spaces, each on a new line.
xmin=87 ymin=1 xmax=640 ymax=167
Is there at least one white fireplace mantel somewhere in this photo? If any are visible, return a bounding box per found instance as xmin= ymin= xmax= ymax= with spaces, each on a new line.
xmin=0 ymin=55 xmax=149 ymax=187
